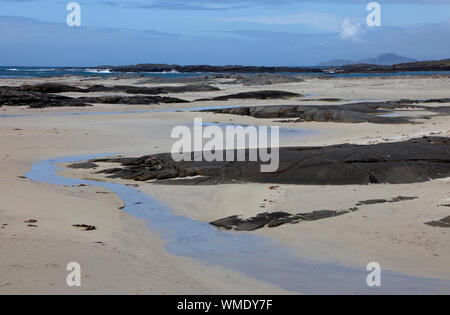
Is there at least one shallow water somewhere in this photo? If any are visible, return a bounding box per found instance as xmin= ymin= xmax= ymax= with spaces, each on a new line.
xmin=25 ymin=154 xmax=450 ymax=294
xmin=191 ymin=121 xmax=318 ymax=144
xmin=377 ymin=112 xmax=405 ymax=117
xmin=0 ymin=67 xmax=204 ymax=79
xmin=0 ymin=106 xmax=319 ymax=145
xmin=0 ymin=105 xmax=243 ymax=119
xmin=2 ymin=67 xmax=450 ymax=79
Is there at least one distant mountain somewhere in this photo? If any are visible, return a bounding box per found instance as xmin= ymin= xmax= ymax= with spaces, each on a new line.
xmin=317 ymin=53 xmax=417 ymax=67
xmin=359 ymin=53 xmax=416 ymax=66
xmin=340 ymin=58 xmax=450 ymax=73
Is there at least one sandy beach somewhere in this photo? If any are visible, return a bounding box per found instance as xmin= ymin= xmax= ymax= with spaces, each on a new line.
xmin=1 ymin=75 xmax=449 ymax=294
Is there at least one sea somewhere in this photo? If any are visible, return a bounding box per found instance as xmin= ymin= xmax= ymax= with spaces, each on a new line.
xmin=1 ymin=66 xmax=450 ymax=79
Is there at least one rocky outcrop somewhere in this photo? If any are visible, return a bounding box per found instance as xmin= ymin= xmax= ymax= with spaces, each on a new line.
xmin=210 ymin=195 xmax=417 ymax=231
xmin=356 ymin=196 xmax=417 ymax=205
xmin=202 ymin=105 xmax=402 ymax=124
xmin=0 ymin=86 xmax=190 ymax=107
xmin=200 ymin=100 xmax=450 ymax=124
xmin=86 ymin=137 xmax=450 ymax=186
xmin=78 ymin=95 xmax=189 ymax=105
xmin=19 ymin=83 xmax=86 ymax=93
xmin=210 ymin=209 xmax=359 ymax=231
xmin=86 ymin=84 xmax=220 ymax=94
xmin=17 ymin=83 xmax=220 ymax=95
xmin=0 ymin=86 xmax=90 ymax=108
xmin=67 ymin=162 xmax=99 ymax=169
xmin=425 ymin=216 xmax=450 ymax=228
xmin=223 ymin=74 xmax=306 ymax=86
xmin=196 ymin=90 xmax=301 ymax=101
xmin=137 ymin=73 xmax=306 ymax=86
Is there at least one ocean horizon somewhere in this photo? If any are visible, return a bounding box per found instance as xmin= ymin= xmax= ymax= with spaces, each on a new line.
xmin=2 ymin=66 xmax=450 ymax=79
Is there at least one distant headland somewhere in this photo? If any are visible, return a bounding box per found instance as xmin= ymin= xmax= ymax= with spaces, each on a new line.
xmin=102 ymin=57 xmax=450 ymax=74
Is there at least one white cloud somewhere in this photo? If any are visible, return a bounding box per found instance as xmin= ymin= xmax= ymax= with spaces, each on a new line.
xmin=339 ymin=18 xmax=363 ymax=39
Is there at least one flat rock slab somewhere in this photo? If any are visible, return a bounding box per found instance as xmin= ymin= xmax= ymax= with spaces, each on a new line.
xmin=425 ymin=216 xmax=450 ymax=228
xmin=200 ymin=100 xmax=450 ymax=124
xmin=0 ymin=86 xmax=91 ymax=108
xmin=90 ymin=137 xmax=450 ymax=186
xmin=86 ymin=84 xmax=219 ymax=95
xmin=18 ymin=83 xmax=219 ymax=94
xmin=0 ymin=85 xmax=191 ymax=107
xmin=210 ymin=209 xmax=357 ymax=231
xmin=356 ymin=196 xmax=418 ymax=205
xmin=196 ymin=90 xmax=302 ymax=101
xmin=138 ymin=73 xmax=305 ymax=86
xmin=210 ymin=195 xmax=418 ymax=231
xmin=67 ymin=162 xmax=98 ymax=169
xmin=78 ymin=95 xmax=188 ymax=105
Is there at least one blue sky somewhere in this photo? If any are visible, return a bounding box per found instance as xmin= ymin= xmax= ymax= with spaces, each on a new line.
xmin=0 ymin=0 xmax=449 ymax=66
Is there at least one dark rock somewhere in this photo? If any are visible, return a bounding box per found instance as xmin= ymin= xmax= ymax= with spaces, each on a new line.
xmin=425 ymin=220 xmax=450 ymax=228
xmin=0 ymin=86 xmax=91 ymax=108
xmin=96 ymin=168 xmax=123 ymax=174
xmin=73 ymin=224 xmax=97 ymax=231
xmin=110 ymin=64 xmax=321 ymax=74
xmin=156 ymin=169 xmax=179 ymax=180
xmin=197 ymin=90 xmax=302 ymax=101
xmin=19 ymin=83 xmax=85 ymax=93
xmin=17 ymin=83 xmax=219 ymax=95
xmin=200 ymin=100 xmax=450 ymax=124
xmin=137 ymin=73 xmax=305 ymax=86
xmin=78 ymin=95 xmax=188 ymax=105
xmin=88 ymin=137 xmax=450 ymax=186
xmin=107 ymin=59 xmax=450 ymax=75
xmin=307 ymin=210 xmax=341 ymax=220
xmin=316 ymin=98 xmax=344 ymax=102
xmin=67 ymin=162 xmax=98 ymax=169
xmin=357 ymin=196 xmax=418 ymax=205
xmin=210 ymin=208 xmax=358 ymax=231
xmin=0 ymin=83 xmax=209 ymax=107
xmin=86 ymin=84 xmax=219 ymax=94
xmin=356 ymin=199 xmax=388 ymax=205
xmin=339 ymin=59 xmax=450 ymax=74
xmin=390 ymin=196 xmax=418 ymax=202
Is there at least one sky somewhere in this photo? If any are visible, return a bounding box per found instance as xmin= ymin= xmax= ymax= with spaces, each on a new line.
xmin=0 ymin=0 xmax=449 ymax=66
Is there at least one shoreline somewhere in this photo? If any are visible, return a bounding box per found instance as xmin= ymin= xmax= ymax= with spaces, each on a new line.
xmin=27 ymin=154 xmax=450 ymax=294
xmin=1 ymin=74 xmax=449 ymax=294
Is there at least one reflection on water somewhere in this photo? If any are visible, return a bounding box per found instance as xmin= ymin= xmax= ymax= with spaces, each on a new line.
xmin=25 ymin=154 xmax=450 ymax=294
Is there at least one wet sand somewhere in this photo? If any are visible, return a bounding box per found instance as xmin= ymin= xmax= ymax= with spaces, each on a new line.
xmin=0 ymin=75 xmax=449 ymax=294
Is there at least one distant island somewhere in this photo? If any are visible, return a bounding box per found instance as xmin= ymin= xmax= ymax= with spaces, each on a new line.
xmin=105 ymin=64 xmax=324 ymax=74
xmin=317 ymin=53 xmax=416 ymax=67
xmin=103 ymin=57 xmax=450 ymax=74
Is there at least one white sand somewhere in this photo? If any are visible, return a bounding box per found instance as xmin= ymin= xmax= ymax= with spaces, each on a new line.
xmin=0 ymin=75 xmax=449 ymax=294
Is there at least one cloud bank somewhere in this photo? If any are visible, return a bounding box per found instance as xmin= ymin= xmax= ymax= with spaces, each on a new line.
xmin=1 ymin=15 xmax=449 ymax=66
